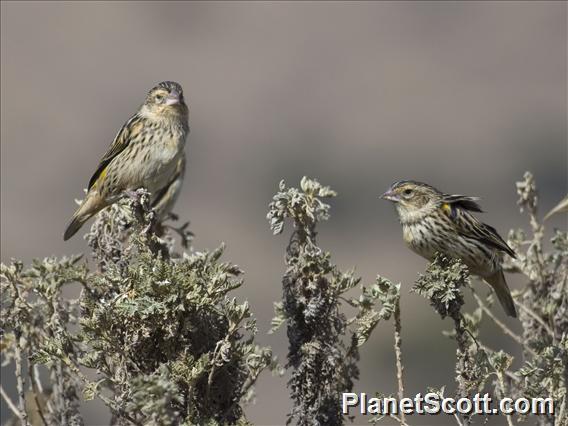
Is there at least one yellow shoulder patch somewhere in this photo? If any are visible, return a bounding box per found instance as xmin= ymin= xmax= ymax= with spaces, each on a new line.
xmin=441 ymin=203 xmax=451 ymax=214
xmin=94 ymin=167 xmax=108 ymax=188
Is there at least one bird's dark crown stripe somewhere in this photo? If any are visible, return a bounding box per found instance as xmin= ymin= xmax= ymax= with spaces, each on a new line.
xmin=154 ymin=81 xmax=183 ymax=93
xmin=391 ymin=180 xmax=441 ymax=193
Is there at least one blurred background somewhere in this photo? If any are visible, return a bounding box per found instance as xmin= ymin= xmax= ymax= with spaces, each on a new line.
xmin=1 ymin=2 xmax=566 ymax=425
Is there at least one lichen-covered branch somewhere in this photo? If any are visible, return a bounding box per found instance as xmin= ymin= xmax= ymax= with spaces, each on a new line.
xmin=412 ymin=254 xmax=477 ymax=424
xmin=268 ymin=177 xmax=383 ymax=425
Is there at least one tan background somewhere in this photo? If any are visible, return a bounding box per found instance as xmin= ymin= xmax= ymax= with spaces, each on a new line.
xmin=1 ymin=2 xmax=566 ymax=425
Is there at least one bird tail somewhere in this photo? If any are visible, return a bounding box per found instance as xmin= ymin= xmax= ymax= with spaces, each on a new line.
xmin=63 ymin=193 xmax=105 ymax=241
xmin=485 ymin=270 xmax=517 ymax=318
xmin=544 ymin=195 xmax=568 ymax=221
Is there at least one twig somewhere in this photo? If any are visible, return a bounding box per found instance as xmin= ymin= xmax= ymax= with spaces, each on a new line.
xmin=554 ymin=393 xmax=566 ymax=426
xmin=14 ymin=328 xmax=29 ymax=426
xmin=515 ymin=302 xmax=555 ymax=341
xmin=33 ymin=364 xmax=44 ymax=393
xmin=58 ymin=355 xmax=142 ymax=426
xmin=496 ymin=371 xmax=514 ymax=426
xmin=55 ymin=361 xmax=68 ymax=426
xmin=30 ymin=363 xmax=55 ymax=426
xmin=206 ymin=340 xmax=222 ymax=400
xmin=452 ymin=315 xmax=472 ymax=426
xmin=393 ymin=293 xmax=407 ymax=426
xmin=527 ymin=209 xmax=546 ymax=284
xmin=477 ymin=343 xmax=520 ymax=383
xmin=47 ymin=294 xmax=68 ymax=426
xmin=452 ymin=317 xmax=467 ymax=397
xmin=453 ymin=412 xmax=465 ymax=426
xmin=222 ymin=361 xmax=263 ymax=420
xmin=472 ymin=291 xmax=535 ymax=356
xmin=28 ymin=359 xmax=48 ymax=426
xmin=389 ymin=413 xmax=405 ymax=424
xmin=0 ymin=384 xmax=21 ymax=420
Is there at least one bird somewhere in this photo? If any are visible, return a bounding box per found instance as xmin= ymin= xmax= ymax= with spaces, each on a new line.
xmin=544 ymin=195 xmax=568 ymax=221
xmin=63 ymin=81 xmax=189 ymax=241
xmin=381 ymin=180 xmax=517 ymax=317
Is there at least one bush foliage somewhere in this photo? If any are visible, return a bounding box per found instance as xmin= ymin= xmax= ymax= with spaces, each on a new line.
xmin=1 ymin=173 xmax=566 ymax=426
xmin=1 ymin=190 xmax=276 ymax=426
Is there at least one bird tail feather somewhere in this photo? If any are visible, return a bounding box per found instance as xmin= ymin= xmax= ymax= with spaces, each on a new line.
xmin=485 ymin=270 xmax=517 ymax=318
xmin=63 ymin=194 xmax=105 ymax=241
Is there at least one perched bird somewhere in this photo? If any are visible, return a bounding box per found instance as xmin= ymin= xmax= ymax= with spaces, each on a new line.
xmin=544 ymin=195 xmax=568 ymax=221
xmin=381 ymin=180 xmax=517 ymax=317
xmin=64 ymin=81 xmax=189 ymax=240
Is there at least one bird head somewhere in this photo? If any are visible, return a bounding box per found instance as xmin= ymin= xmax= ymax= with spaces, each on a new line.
xmin=380 ymin=180 xmax=442 ymax=223
xmin=142 ymin=81 xmax=188 ymax=119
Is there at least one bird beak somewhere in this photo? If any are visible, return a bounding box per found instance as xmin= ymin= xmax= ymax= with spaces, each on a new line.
xmin=380 ymin=190 xmax=399 ymax=202
xmin=165 ymin=90 xmax=181 ymax=105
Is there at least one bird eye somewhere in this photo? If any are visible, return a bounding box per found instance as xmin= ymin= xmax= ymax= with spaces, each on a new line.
xmin=402 ymin=188 xmax=413 ymax=198
xmin=155 ymin=94 xmax=164 ymax=102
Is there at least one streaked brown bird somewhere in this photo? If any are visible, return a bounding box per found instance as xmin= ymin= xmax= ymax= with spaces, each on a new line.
xmin=64 ymin=81 xmax=189 ymax=240
xmin=381 ymin=180 xmax=517 ymax=317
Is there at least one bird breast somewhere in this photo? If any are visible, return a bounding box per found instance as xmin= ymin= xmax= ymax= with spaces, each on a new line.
xmin=130 ymin=124 xmax=187 ymax=194
xmin=151 ymin=127 xmax=185 ymax=169
xmin=154 ymin=131 xmax=184 ymax=164
xmin=402 ymin=221 xmax=437 ymax=260
xmin=402 ymin=215 xmax=500 ymax=277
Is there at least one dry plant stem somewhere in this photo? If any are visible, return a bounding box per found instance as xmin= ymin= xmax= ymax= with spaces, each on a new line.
xmin=14 ymin=328 xmax=29 ymax=426
xmin=497 ymin=371 xmax=514 ymax=426
xmin=55 ymin=362 xmax=68 ymax=426
xmin=206 ymin=340 xmax=223 ymax=400
xmin=452 ymin=412 xmax=465 ymax=426
xmin=28 ymin=359 xmax=48 ymax=426
xmin=555 ymin=394 xmax=566 ymax=426
xmin=477 ymin=343 xmax=520 ymax=383
xmin=207 ymin=325 xmax=240 ymax=401
xmin=528 ymin=210 xmax=546 ymax=283
xmin=0 ymin=384 xmax=21 ymax=419
xmin=453 ymin=317 xmax=468 ymax=397
xmin=49 ymin=295 xmax=68 ymax=426
xmin=389 ymin=413 xmax=405 ymax=424
xmin=515 ymin=301 xmax=555 ymax=340
xmin=222 ymin=361 xmax=264 ymax=420
xmin=471 ymin=291 xmax=535 ymax=355
xmin=33 ymin=364 xmax=44 ymax=393
xmin=48 ymin=366 xmax=60 ymax=425
xmin=452 ymin=316 xmax=472 ymax=426
xmin=393 ymin=295 xmax=407 ymax=426
xmin=59 ymin=355 xmax=142 ymax=426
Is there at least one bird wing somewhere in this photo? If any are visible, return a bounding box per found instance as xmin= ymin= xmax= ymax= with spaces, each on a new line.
xmin=441 ymin=194 xmax=483 ymax=212
xmin=442 ymin=200 xmax=517 ymax=259
xmin=88 ymin=114 xmax=144 ymax=190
